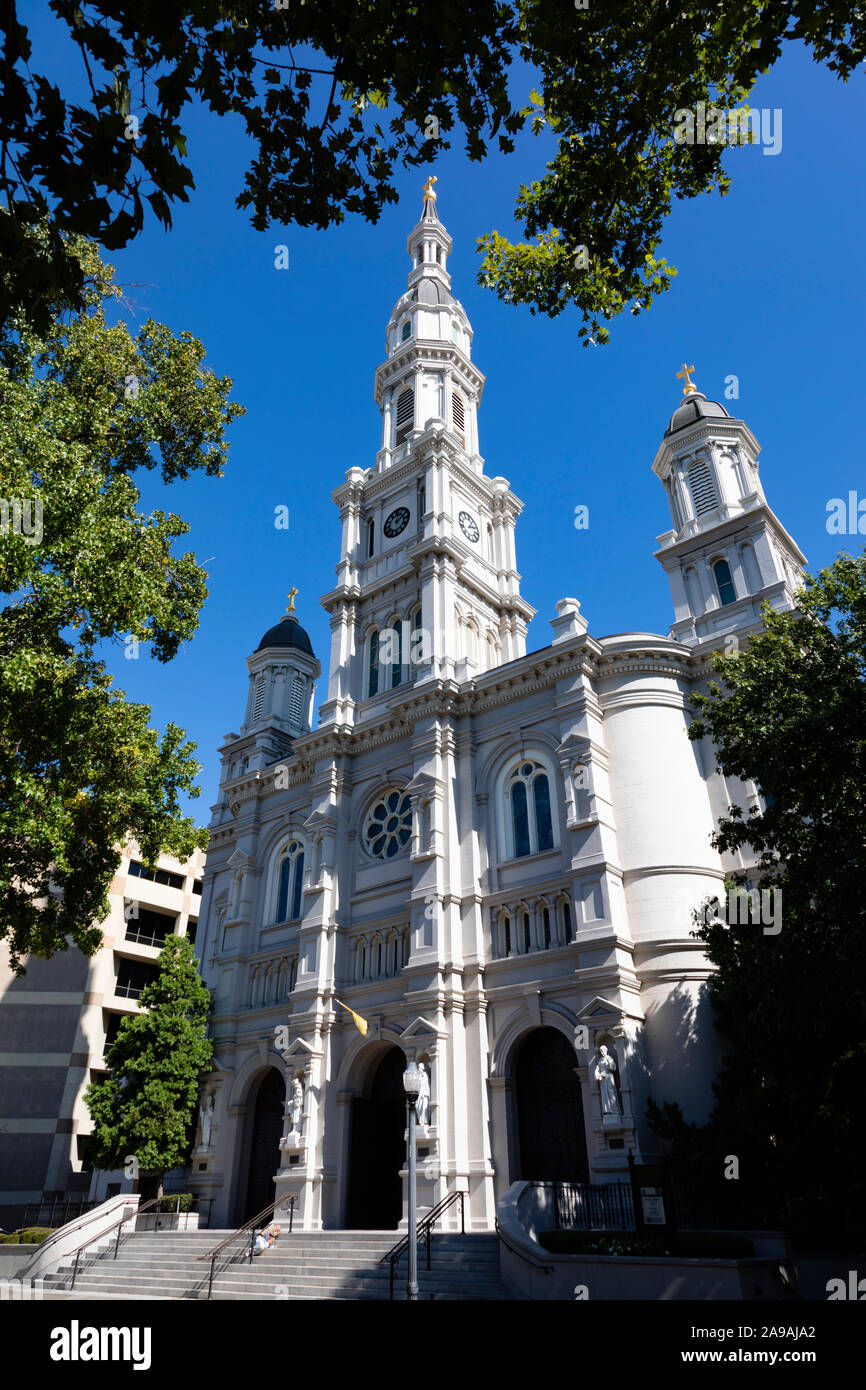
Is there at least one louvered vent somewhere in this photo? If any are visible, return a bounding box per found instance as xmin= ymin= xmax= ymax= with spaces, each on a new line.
xmin=289 ymin=675 xmax=304 ymax=724
xmin=395 ymin=387 xmax=414 ymax=445
xmin=688 ymin=459 xmax=718 ymax=516
xmin=452 ymin=390 xmax=465 ymax=441
xmin=252 ymin=676 xmax=265 ymax=721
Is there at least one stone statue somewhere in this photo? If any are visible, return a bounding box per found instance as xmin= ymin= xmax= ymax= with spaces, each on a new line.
xmin=288 ymin=1078 xmax=304 ymax=1135
xmin=593 ymin=1045 xmax=621 ymax=1117
xmin=199 ymin=1093 xmax=215 ymax=1149
xmin=416 ymin=1061 xmax=431 ymax=1127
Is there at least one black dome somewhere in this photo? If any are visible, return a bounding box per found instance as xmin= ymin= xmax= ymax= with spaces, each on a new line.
xmin=255 ymin=615 xmax=314 ymax=655
xmin=665 ymin=391 xmax=730 ymax=438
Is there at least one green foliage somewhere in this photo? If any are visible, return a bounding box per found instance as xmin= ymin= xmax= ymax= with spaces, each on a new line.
xmin=0 ymin=235 xmax=244 ymax=973
xmin=677 ymin=550 xmax=866 ymax=1244
xmin=0 ymin=0 xmax=519 ymax=330
xmin=0 ymin=1227 xmax=53 ymax=1244
xmin=479 ymin=0 xmax=866 ymax=340
xmin=2 ymin=3 xmax=864 ymax=335
xmin=539 ymin=1229 xmax=754 ymax=1258
xmin=85 ymin=935 xmax=213 ymax=1180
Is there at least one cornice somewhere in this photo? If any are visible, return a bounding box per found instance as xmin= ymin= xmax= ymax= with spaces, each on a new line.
xmin=374 ymin=341 xmax=485 ymax=402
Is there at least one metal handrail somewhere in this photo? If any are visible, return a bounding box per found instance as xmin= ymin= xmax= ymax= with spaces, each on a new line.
xmin=494 ymin=1217 xmax=556 ymax=1274
xmin=31 ymin=1193 xmax=147 ymax=1267
xmin=196 ymin=1196 xmax=296 ymax=1301
xmin=68 ymin=1197 xmax=165 ymax=1290
xmin=380 ymin=1189 xmax=465 ymax=1300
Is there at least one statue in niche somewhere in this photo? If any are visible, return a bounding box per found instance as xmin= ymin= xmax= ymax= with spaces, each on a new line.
xmin=199 ymin=1093 xmax=215 ymax=1149
xmin=593 ymin=1045 xmax=621 ymax=1117
xmin=416 ymin=1061 xmax=431 ymax=1127
xmin=288 ymin=1078 xmax=304 ymax=1135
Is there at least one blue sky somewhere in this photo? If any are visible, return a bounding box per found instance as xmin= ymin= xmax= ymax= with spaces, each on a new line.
xmin=26 ymin=13 xmax=866 ymax=822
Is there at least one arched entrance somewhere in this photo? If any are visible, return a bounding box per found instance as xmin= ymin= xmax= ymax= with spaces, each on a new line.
xmin=514 ymin=1027 xmax=589 ymax=1182
xmin=243 ymin=1068 xmax=285 ymax=1222
xmin=345 ymin=1046 xmax=406 ymax=1229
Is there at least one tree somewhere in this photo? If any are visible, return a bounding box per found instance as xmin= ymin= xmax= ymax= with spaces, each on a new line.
xmin=2 ymin=3 xmax=864 ymax=338
xmin=0 ymin=233 xmax=244 ymax=973
xmin=664 ymin=551 xmax=866 ymax=1243
xmin=85 ymin=934 xmax=213 ymax=1196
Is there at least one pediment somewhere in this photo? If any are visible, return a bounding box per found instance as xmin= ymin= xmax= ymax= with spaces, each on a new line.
xmin=400 ymin=1015 xmax=441 ymax=1043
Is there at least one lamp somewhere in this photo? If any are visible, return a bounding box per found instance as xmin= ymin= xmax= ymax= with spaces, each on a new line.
xmin=402 ymin=1061 xmax=422 ymax=1300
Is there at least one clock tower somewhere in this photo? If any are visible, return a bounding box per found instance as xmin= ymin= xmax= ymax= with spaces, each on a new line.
xmin=318 ymin=181 xmax=534 ymax=728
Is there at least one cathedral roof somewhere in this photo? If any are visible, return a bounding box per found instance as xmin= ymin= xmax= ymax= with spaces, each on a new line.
xmin=664 ymin=390 xmax=731 ymax=438
xmin=255 ymin=615 xmax=314 ymax=656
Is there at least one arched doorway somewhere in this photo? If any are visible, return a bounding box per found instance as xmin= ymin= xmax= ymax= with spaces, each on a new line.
xmin=345 ymin=1046 xmax=406 ymax=1229
xmin=243 ymin=1068 xmax=285 ymax=1222
xmin=514 ymin=1027 xmax=588 ymax=1182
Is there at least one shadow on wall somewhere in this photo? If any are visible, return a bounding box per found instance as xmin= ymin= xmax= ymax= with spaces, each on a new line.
xmin=630 ymin=981 xmax=718 ymax=1144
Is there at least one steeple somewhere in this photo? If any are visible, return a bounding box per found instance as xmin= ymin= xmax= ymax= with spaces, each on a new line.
xmin=317 ymin=182 xmax=534 ymax=728
xmin=653 ymin=365 xmax=806 ymax=650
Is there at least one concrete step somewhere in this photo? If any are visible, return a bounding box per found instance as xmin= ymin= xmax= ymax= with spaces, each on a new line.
xmin=43 ymin=1228 xmax=514 ymax=1301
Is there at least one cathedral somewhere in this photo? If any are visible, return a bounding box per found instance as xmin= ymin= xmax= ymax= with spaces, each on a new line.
xmin=190 ymin=183 xmax=806 ymax=1232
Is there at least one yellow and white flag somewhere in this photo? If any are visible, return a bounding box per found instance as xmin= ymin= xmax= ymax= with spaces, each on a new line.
xmin=334 ymin=999 xmax=369 ymax=1037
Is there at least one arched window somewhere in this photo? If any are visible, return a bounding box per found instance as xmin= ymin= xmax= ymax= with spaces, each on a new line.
xmin=401 ymin=319 xmax=411 ymax=342
xmin=289 ymin=674 xmax=304 ymax=725
xmin=367 ymin=629 xmax=380 ymax=697
xmin=357 ymin=937 xmax=368 ymax=982
xmin=367 ymin=518 xmax=375 ymax=557
xmin=276 ymin=840 xmax=305 ymax=922
xmin=507 ymin=760 xmax=555 ymax=859
xmin=713 ymin=558 xmax=737 ymax=606
xmin=687 ymin=458 xmax=718 ymax=517
xmin=395 ymin=387 xmax=414 ymax=445
xmin=389 ymin=615 xmax=403 ymax=689
xmin=560 ymin=897 xmax=573 ymax=942
xmin=520 ymin=908 xmax=531 ymax=954
xmin=466 ymin=618 xmax=479 ymax=665
xmin=409 ymin=605 xmax=423 ymax=674
xmin=501 ymin=912 xmax=512 ymax=957
xmin=252 ymin=674 xmax=266 ymax=722
xmin=400 ymin=927 xmax=410 ymax=970
xmin=542 ymin=905 xmax=551 ymax=949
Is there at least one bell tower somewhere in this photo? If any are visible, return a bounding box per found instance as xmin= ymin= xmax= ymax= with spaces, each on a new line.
xmin=653 ymin=364 xmax=806 ymax=650
xmin=318 ymin=180 xmax=534 ymax=728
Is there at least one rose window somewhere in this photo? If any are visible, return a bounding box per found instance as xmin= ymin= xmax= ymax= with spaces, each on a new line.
xmin=365 ymin=790 xmax=413 ymax=859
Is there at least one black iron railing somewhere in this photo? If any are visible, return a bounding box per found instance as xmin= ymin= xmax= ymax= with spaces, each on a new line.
xmin=197 ymin=1196 xmax=296 ymax=1300
xmin=22 ymin=1198 xmax=98 ymax=1229
xmin=380 ymin=1189 xmax=465 ymax=1300
xmin=548 ymin=1181 xmax=635 ymax=1231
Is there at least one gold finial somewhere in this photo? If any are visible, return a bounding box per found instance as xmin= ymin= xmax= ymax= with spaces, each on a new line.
xmin=286 ymin=587 xmax=298 ymax=614
xmin=676 ymin=362 xmax=698 ymax=396
xmin=422 ymin=175 xmax=437 ymax=206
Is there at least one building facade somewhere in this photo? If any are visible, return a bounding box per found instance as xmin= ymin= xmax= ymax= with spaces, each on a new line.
xmin=0 ymin=843 xmax=204 ymax=1228
xmin=190 ymin=185 xmax=806 ymax=1232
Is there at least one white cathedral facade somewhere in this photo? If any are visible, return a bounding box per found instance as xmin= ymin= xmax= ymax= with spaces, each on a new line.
xmin=190 ymin=185 xmax=806 ymax=1232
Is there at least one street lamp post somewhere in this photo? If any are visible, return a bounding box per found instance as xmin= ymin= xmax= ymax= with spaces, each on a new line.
xmin=402 ymin=1060 xmax=422 ymax=1302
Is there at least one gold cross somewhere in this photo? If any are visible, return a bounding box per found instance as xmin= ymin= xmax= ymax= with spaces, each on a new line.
xmin=286 ymin=587 xmax=298 ymax=614
xmin=423 ymin=175 xmax=438 ymax=203
xmin=676 ymin=362 xmax=697 ymax=396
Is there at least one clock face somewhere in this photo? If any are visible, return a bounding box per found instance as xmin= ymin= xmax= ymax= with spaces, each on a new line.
xmin=458 ymin=510 xmax=480 ymax=543
xmin=383 ymin=506 xmax=410 ymax=538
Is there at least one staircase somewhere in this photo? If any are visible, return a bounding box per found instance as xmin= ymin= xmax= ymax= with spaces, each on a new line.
xmin=42 ymin=1229 xmax=517 ymax=1300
